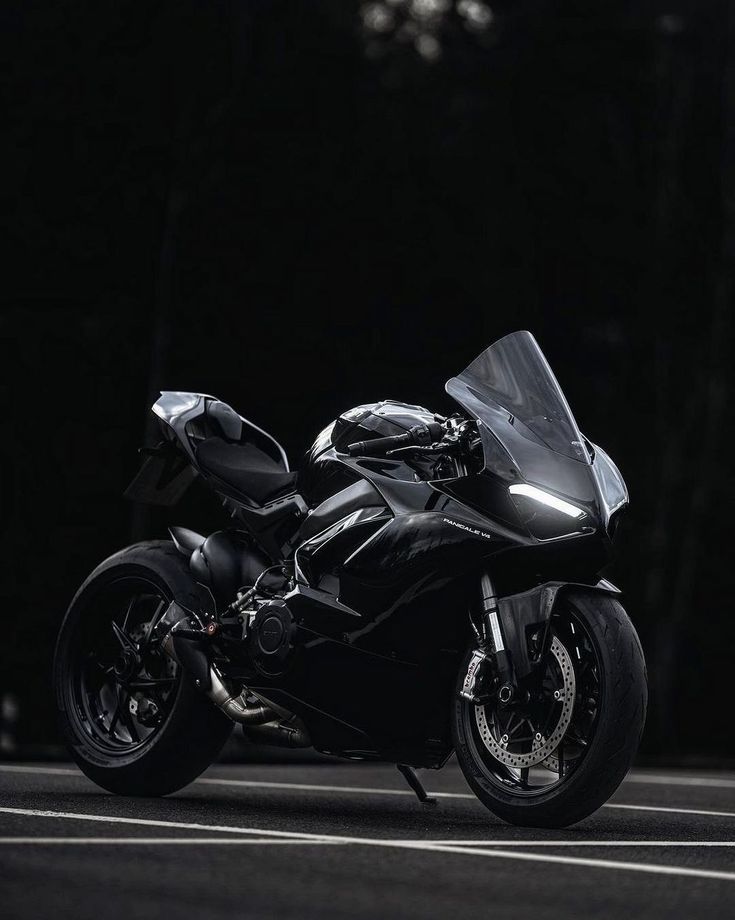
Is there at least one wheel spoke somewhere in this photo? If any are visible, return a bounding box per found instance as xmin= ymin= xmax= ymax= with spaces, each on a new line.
xmin=507 ymin=714 xmax=524 ymax=739
xmin=108 ymin=709 xmax=121 ymax=737
xmin=111 ymin=620 xmax=138 ymax=656
xmin=540 ymin=708 xmax=555 ymax=738
xmin=519 ymin=767 xmax=529 ymax=788
xmin=91 ymin=659 xmax=116 ymax=690
xmin=108 ymin=686 xmax=124 ymax=737
xmin=558 ymin=741 xmax=565 ymax=778
xmin=128 ymin=677 xmax=176 ymax=690
xmin=140 ymin=599 xmax=167 ymax=653
xmin=120 ymin=596 xmax=137 ymax=634
xmin=499 ymin=708 xmax=514 ymax=738
xmin=116 ymin=687 xmax=139 ymax=743
xmin=123 ymin=707 xmax=140 ymax=743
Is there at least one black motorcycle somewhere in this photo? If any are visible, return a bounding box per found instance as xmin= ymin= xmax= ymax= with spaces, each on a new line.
xmin=54 ymin=331 xmax=646 ymax=827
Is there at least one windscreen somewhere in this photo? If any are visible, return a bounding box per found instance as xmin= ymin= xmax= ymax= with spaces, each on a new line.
xmin=446 ymin=331 xmax=590 ymax=463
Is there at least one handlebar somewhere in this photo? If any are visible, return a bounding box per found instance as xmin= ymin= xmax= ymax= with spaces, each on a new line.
xmin=346 ymin=422 xmax=445 ymax=457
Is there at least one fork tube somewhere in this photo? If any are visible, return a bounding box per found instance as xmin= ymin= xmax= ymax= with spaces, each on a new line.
xmin=480 ymin=572 xmax=514 ymax=692
xmin=480 ymin=572 xmax=502 ymax=649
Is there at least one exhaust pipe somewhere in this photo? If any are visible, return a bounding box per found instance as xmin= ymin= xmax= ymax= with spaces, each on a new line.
xmin=162 ymin=628 xmax=275 ymax=726
xmin=161 ymin=620 xmax=311 ymax=746
xmin=242 ymin=716 xmax=311 ymax=748
xmin=207 ymin=668 xmax=275 ymax=725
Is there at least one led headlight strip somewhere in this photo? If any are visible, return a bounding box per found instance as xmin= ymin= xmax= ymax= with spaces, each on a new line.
xmin=508 ymin=483 xmax=585 ymax=519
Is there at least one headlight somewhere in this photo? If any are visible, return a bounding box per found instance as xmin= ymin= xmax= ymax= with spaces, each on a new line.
xmin=508 ymin=483 xmax=585 ymax=519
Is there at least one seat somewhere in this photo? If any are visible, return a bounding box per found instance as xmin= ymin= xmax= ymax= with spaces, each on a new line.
xmin=196 ymin=437 xmax=298 ymax=505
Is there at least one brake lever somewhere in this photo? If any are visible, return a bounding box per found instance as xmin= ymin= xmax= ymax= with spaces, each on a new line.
xmin=386 ymin=444 xmax=449 ymax=457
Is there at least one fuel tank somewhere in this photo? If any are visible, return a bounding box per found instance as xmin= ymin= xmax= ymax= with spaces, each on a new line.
xmin=331 ymin=399 xmax=439 ymax=450
xmin=299 ymin=400 xmax=439 ymax=505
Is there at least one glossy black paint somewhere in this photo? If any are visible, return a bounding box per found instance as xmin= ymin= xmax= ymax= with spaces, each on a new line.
xmin=138 ymin=335 xmax=628 ymax=766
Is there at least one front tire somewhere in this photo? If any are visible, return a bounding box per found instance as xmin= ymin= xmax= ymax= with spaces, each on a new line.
xmin=53 ymin=540 xmax=233 ymax=796
xmin=453 ymin=590 xmax=647 ymax=827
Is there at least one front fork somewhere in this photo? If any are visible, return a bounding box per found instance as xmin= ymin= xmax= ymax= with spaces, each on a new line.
xmin=460 ymin=571 xmax=516 ymax=705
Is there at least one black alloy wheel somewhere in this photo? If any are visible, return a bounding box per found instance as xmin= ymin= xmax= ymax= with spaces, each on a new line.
xmin=453 ymin=590 xmax=647 ymax=827
xmin=54 ymin=541 xmax=233 ymax=796
xmin=69 ymin=576 xmax=179 ymax=754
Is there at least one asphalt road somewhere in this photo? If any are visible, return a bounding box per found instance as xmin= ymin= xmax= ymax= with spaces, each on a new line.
xmin=2 ymin=760 xmax=735 ymax=920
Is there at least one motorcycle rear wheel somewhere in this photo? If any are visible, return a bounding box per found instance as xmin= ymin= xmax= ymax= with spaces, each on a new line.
xmin=452 ymin=590 xmax=647 ymax=827
xmin=53 ymin=540 xmax=232 ymax=796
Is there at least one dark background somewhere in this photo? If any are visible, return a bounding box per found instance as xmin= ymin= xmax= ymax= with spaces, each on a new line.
xmin=2 ymin=0 xmax=733 ymax=760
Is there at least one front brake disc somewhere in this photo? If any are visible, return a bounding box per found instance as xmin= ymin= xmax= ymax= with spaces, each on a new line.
xmin=474 ymin=636 xmax=576 ymax=769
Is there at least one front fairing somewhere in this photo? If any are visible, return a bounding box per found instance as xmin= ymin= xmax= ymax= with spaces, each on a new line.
xmin=589 ymin=442 xmax=629 ymax=527
xmin=446 ymin=332 xmax=628 ymax=540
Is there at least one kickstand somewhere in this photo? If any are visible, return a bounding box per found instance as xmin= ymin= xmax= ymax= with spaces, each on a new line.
xmin=397 ymin=764 xmax=437 ymax=806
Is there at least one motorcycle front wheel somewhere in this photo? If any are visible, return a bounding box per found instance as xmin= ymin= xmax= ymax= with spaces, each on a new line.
xmin=53 ymin=540 xmax=233 ymax=796
xmin=452 ymin=590 xmax=647 ymax=828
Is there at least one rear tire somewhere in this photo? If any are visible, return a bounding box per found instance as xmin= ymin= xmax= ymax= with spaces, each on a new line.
xmin=452 ymin=590 xmax=647 ymax=827
xmin=53 ymin=540 xmax=233 ymax=796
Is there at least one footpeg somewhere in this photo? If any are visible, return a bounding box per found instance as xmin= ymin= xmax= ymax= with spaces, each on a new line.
xmin=397 ymin=764 xmax=437 ymax=806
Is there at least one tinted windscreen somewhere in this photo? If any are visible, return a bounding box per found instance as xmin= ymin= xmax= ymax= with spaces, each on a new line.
xmin=446 ymin=331 xmax=589 ymax=463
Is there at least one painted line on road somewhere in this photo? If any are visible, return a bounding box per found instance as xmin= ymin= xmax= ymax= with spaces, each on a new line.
xmin=4 ymin=765 xmax=735 ymax=821
xmin=400 ymin=843 xmax=735 ymax=882
xmin=606 ymin=803 xmax=735 ymax=820
xmin=0 ymin=765 xmax=78 ymax=777
xmin=198 ymin=777 xmax=469 ymax=798
xmin=9 ymin=763 xmax=735 ymax=792
xmin=0 ymin=836 xmax=337 ymax=846
xmin=2 ymin=806 xmax=735 ymax=883
xmin=0 ymin=806 xmax=364 ymax=841
xmin=626 ymin=773 xmax=735 ymax=790
xmin=194 ymin=778 xmax=735 ymax=821
xmin=3 ymin=834 xmax=735 ymax=849
xmin=0 ymin=766 xmax=459 ymax=798
xmin=420 ymin=839 xmax=735 ymax=847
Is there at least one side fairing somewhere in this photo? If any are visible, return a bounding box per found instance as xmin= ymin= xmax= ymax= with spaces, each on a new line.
xmin=267 ymin=465 xmax=528 ymax=761
xmin=266 ymin=431 xmax=614 ymax=761
xmin=291 ymin=445 xmax=531 ymax=632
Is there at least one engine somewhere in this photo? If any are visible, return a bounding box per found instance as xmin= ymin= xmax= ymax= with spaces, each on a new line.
xmin=248 ymin=599 xmax=296 ymax=675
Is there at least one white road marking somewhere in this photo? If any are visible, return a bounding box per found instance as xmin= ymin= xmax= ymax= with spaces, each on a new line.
xmin=197 ymin=779 xmax=735 ymax=823
xmin=606 ymin=803 xmax=735 ymax=820
xmin=398 ymin=843 xmax=735 ymax=882
xmin=421 ymin=840 xmax=735 ymax=847
xmin=626 ymin=772 xmax=735 ymax=789
xmin=0 ymin=766 xmax=454 ymax=797
xmin=0 ymin=837 xmax=337 ymax=846
xmin=198 ymin=777 xmax=469 ymax=798
xmin=0 ymin=806 xmax=342 ymax=843
xmin=2 ymin=807 xmax=735 ymax=882
xmin=0 ymin=765 xmax=78 ymax=777
xmin=0 ymin=807 xmax=331 ymax=841
xmin=4 ymin=764 xmax=735 ymax=821
xmin=5 ymin=761 xmax=735 ymax=793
